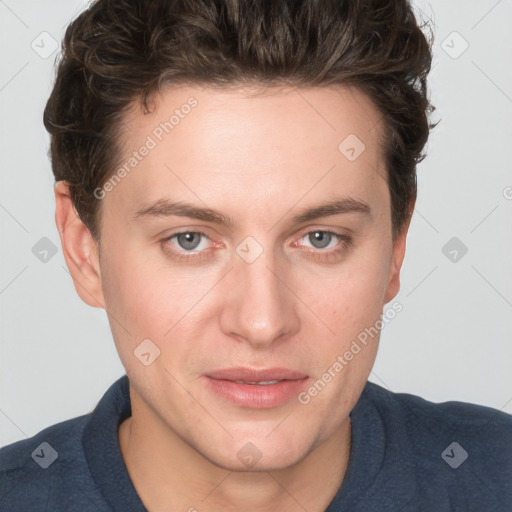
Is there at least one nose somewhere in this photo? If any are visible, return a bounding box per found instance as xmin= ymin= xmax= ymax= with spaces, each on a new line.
xmin=218 ymin=244 xmax=300 ymax=349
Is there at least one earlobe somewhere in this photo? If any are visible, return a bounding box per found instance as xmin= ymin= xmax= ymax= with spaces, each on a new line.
xmin=54 ymin=181 xmax=105 ymax=309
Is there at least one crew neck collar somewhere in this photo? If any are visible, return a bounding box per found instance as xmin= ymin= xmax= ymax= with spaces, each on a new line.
xmin=83 ymin=375 xmax=416 ymax=511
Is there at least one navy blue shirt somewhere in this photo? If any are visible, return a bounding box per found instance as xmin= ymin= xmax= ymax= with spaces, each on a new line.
xmin=1 ymin=375 xmax=511 ymax=511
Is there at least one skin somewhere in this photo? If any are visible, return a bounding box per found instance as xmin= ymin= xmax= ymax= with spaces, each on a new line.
xmin=55 ymin=84 xmax=413 ymax=512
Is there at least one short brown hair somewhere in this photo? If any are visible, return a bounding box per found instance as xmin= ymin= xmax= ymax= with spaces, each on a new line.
xmin=44 ymin=0 xmax=436 ymax=241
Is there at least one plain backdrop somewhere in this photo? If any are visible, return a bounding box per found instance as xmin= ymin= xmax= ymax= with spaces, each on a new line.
xmin=1 ymin=0 xmax=511 ymax=448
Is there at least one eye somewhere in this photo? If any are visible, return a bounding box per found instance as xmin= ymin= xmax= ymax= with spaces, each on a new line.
xmin=301 ymin=231 xmax=340 ymax=250
xmin=169 ymin=231 xmax=209 ymax=252
xmin=161 ymin=229 xmax=353 ymax=262
xmin=295 ymin=230 xmax=353 ymax=259
xmin=161 ymin=231 xmax=213 ymax=261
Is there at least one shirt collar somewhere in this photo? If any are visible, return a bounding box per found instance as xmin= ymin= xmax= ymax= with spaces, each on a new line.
xmin=83 ymin=375 xmax=417 ymax=511
xmin=83 ymin=374 xmax=147 ymax=511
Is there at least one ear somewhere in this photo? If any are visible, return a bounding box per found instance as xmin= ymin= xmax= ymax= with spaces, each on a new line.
xmin=54 ymin=181 xmax=105 ymax=309
xmin=384 ymin=198 xmax=415 ymax=303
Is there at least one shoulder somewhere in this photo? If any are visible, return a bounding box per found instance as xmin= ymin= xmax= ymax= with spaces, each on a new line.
xmin=0 ymin=413 xmax=101 ymax=510
xmin=365 ymin=380 xmax=512 ymax=428
xmin=362 ymin=381 xmax=512 ymax=508
xmin=364 ymin=380 xmax=512 ymax=450
xmin=369 ymin=382 xmax=512 ymax=437
xmin=0 ymin=413 xmax=89 ymax=471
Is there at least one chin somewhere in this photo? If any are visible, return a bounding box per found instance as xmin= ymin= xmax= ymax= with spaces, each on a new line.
xmin=195 ymin=435 xmax=312 ymax=473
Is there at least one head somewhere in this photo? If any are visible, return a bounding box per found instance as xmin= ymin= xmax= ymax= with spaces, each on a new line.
xmin=47 ymin=0 xmax=435 ymax=470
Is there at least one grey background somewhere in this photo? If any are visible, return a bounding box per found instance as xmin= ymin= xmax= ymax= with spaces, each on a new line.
xmin=1 ymin=0 xmax=511 ymax=448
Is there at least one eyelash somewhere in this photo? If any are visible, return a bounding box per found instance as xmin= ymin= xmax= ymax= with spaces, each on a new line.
xmin=161 ymin=230 xmax=353 ymax=262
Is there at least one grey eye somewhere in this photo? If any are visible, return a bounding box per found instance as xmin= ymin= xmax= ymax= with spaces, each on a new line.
xmin=175 ymin=232 xmax=203 ymax=251
xmin=307 ymin=231 xmax=334 ymax=249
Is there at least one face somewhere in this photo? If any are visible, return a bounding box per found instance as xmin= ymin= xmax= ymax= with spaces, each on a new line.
xmin=85 ymin=85 xmax=407 ymax=470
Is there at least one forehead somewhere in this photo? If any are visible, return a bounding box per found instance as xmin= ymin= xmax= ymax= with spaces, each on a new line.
xmin=121 ymin=83 xmax=383 ymax=156
xmin=109 ymin=84 xmax=388 ymax=222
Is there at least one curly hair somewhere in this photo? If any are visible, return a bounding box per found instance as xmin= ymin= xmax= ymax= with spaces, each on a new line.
xmin=43 ymin=0 xmax=436 ymax=241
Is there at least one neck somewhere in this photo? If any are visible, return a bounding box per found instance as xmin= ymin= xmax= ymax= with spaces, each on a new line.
xmin=118 ymin=388 xmax=352 ymax=512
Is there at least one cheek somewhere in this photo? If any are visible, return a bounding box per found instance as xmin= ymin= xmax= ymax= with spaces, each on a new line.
xmin=291 ymin=246 xmax=391 ymax=384
xmin=100 ymin=242 xmax=218 ymax=345
xmin=303 ymin=251 xmax=390 ymax=333
xmin=99 ymin=225 xmax=391 ymax=361
xmin=99 ymin=240 xmax=171 ymax=339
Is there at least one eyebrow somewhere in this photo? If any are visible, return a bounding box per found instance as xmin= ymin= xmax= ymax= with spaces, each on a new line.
xmin=132 ymin=196 xmax=372 ymax=228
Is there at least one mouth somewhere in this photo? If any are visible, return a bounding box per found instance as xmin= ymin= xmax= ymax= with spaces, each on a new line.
xmin=232 ymin=380 xmax=282 ymax=385
xmin=203 ymin=367 xmax=309 ymax=408
xmin=206 ymin=367 xmax=308 ymax=381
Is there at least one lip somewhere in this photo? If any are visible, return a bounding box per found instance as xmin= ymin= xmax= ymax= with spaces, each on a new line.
xmin=203 ymin=367 xmax=309 ymax=409
xmin=206 ymin=367 xmax=308 ymax=381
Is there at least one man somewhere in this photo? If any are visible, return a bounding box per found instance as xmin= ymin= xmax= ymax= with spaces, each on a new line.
xmin=1 ymin=0 xmax=511 ymax=510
